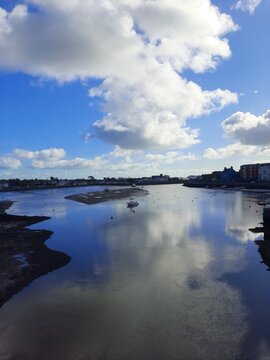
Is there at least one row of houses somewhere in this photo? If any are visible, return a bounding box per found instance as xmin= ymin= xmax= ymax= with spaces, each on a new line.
xmin=187 ymin=166 xmax=240 ymax=184
xmin=99 ymin=174 xmax=181 ymax=185
xmin=240 ymin=163 xmax=270 ymax=182
xmin=187 ymin=163 xmax=270 ymax=185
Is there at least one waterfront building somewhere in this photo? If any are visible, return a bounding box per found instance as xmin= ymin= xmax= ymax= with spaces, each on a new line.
xmin=220 ymin=166 xmax=240 ymax=182
xmin=151 ymin=174 xmax=170 ymax=183
xmin=240 ymin=164 xmax=259 ymax=182
xmin=258 ymin=163 xmax=270 ymax=182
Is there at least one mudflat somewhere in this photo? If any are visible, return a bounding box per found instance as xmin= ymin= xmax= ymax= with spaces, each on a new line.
xmin=65 ymin=187 xmax=149 ymax=205
xmin=0 ymin=201 xmax=70 ymax=307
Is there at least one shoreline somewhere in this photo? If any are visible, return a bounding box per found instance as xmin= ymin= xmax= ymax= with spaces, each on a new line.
xmin=0 ymin=201 xmax=70 ymax=308
xmin=183 ymin=182 xmax=270 ymax=193
xmin=65 ymin=187 xmax=149 ymax=205
xmin=0 ymin=183 xmax=97 ymax=193
xmin=0 ymin=181 xmax=182 ymax=193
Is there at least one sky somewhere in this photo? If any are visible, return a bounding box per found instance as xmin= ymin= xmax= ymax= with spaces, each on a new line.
xmin=0 ymin=0 xmax=269 ymax=179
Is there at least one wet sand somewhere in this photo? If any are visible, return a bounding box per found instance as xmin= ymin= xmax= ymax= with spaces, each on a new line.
xmin=0 ymin=201 xmax=71 ymax=307
xmin=65 ymin=187 xmax=149 ymax=205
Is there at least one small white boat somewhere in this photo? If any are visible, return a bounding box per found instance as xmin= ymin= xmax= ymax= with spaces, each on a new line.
xmin=126 ymin=200 xmax=139 ymax=208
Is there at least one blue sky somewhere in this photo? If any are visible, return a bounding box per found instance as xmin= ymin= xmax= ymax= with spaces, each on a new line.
xmin=0 ymin=0 xmax=269 ymax=179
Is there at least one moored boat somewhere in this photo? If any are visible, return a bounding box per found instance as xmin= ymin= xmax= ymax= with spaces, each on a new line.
xmin=126 ymin=200 xmax=139 ymax=208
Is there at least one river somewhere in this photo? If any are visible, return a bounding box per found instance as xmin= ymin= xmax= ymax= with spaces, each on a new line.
xmin=0 ymin=184 xmax=269 ymax=359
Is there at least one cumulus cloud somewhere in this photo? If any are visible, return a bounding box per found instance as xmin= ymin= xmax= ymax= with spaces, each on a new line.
xmin=109 ymin=145 xmax=142 ymax=162
xmin=104 ymin=161 xmax=153 ymax=174
xmin=10 ymin=147 xmax=106 ymax=170
xmin=233 ymin=0 xmax=262 ymax=14
xmin=145 ymin=151 xmax=197 ymax=164
xmin=14 ymin=148 xmax=66 ymax=161
xmin=204 ymin=142 xmax=270 ymax=159
xmin=31 ymin=156 xmax=105 ymax=169
xmin=0 ymin=1 xmax=237 ymax=79
xmin=204 ymin=143 xmax=257 ymax=159
xmin=101 ymin=147 xmax=199 ymax=176
xmin=0 ymin=0 xmax=238 ymax=150
xmin=222 ymin=109 xmax=270 ymax=146
xmin=2 ymin=145 xmax=199 ymax=175
xmin=0 ymin=157 xmax=21 ymax=169
xmin=91 ymin=69 xmax=237 ymax=149
xmin=203 ymin=108 xmax=270 ymax=160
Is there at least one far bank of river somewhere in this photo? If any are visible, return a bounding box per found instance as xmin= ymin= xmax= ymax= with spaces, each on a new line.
xmin=183 ymin=180 xmax=270 ymax=190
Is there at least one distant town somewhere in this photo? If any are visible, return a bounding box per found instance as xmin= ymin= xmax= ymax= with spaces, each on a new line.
xmin=0 ymin=174 xmax=182 ymax=192
xmin=1 ymin=162 xmax=270 ymax=192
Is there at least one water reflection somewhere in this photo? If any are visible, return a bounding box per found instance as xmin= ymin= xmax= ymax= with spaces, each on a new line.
xmin=226 ymin=225 xmax=261 ymax=242
xmin=1 ymin=186 xmax=103 ymax=218
xmin=220 ymin=191 xmax=263 ymax=243
xmin=0 ymin=185 xmax=269 ymax=359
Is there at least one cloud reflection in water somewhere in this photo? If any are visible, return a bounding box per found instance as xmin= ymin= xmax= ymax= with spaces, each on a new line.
xmin=0 ymin=186 xmax=256 ymax=359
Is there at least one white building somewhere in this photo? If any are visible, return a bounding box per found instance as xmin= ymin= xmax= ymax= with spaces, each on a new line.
xmin=258 ymin=163 xmax=270 ymax=181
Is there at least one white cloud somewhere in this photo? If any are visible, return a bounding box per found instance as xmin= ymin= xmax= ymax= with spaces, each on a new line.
xmin=222 ymin=109 xmax=270 ymax=146
xmin=145 ymin=151 xmax=197 ymax=164
xmin=204 ymin=143 xmax=257 ymax=159
xmin=0 ymin=157 xmax=21 ymax=169
xmin=104 ymin=161 xmax=153 ymax=174
xmin=14 ymin=148 xmax=66 ymax=161
xmin=203 ymin=108 xmax=270 ymax=160
xmin=204 ymin=142 xmax=270 ymax=160
xmin=10 ymin=147 xmax=105 ymax=170
xmin=101 ymin=148 xmax=199 ymax=177
xmin=0 ymin=2 xmax=143 ymax=81
xmin=0 ymin=0 xmax=238 ymax=150
xmin=2 ymin=145 xmax=199 ymax=175
xmin=13 ymin=149 xmax=35 ymax=160
xmin=0 ymin=1 xmax=237 ymax=80
xmin=31 ymin=156 xmax=105 ymax=169
xmin=233 ymin=0 xmax=262 ymax=14
xmin=90 ymin=70 xmax=237 ymax=149
xmin=109 ymin=145 xmax=142 ymax=162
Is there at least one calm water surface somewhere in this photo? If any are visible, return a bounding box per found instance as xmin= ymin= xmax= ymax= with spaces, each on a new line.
xmin=0 ymin=185 xmax=269 ymax=359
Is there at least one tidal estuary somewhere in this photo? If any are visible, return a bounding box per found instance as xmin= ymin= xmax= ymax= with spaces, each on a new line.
xmin=0 ymin=185 xmax=270 ymax=359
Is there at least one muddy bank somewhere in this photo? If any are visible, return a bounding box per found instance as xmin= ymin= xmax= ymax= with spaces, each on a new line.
xmin=0 ymin=201 xmax=71 ymax=308
xmin=250 ymin=212 xmax=270 ymax=271
xmin=0 ymin=200 xmax=14 ymax=214
xmin=65 ymin=187 xmax=149 ymax=205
